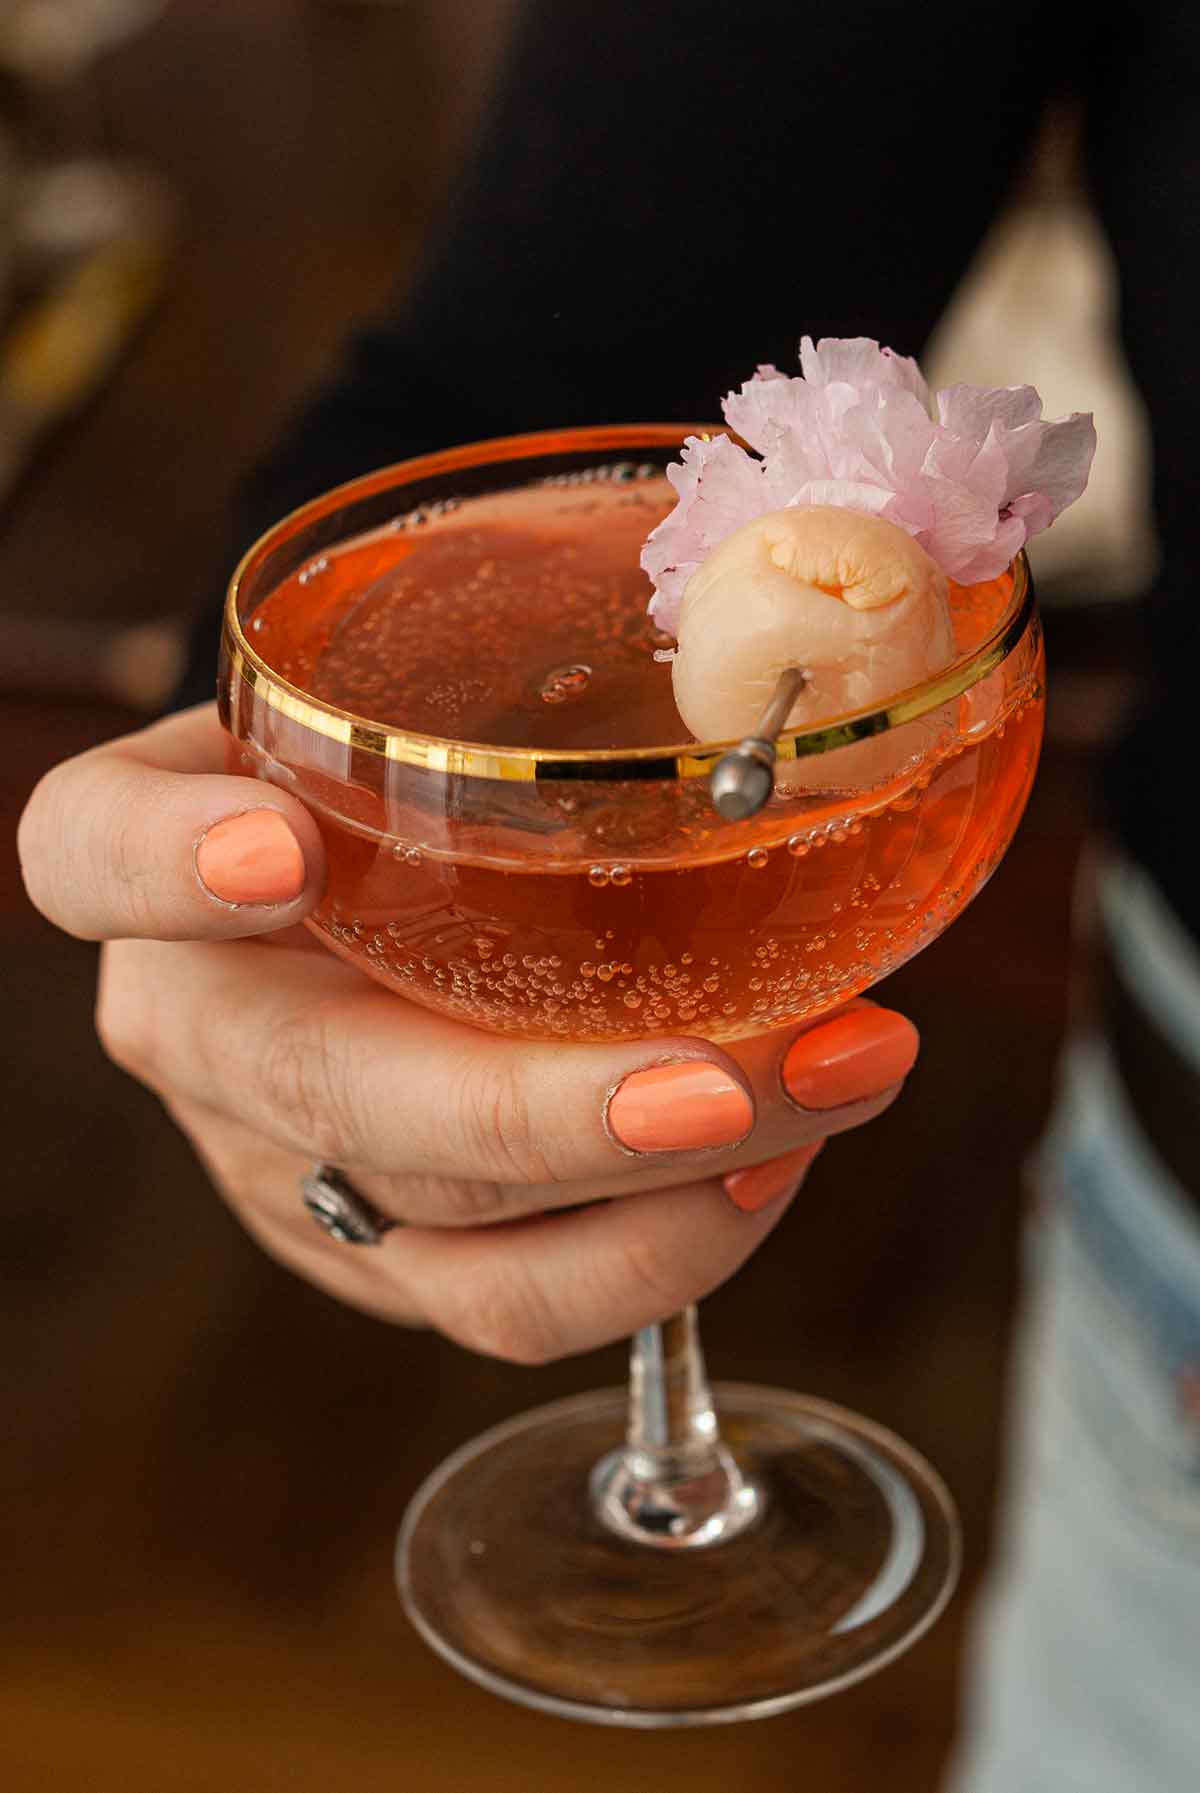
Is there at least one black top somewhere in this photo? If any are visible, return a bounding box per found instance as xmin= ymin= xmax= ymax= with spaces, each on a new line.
xmin=177 ymin=0 xmax=1198 ymax=937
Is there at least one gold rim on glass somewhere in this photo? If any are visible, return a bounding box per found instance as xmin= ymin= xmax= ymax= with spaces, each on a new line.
xmin=225 ymin=425 xmax=1036 ymax=787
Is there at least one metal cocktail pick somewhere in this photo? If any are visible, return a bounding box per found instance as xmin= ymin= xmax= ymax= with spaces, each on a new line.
xmin=709 ymin=666 xmax=807 ymax=820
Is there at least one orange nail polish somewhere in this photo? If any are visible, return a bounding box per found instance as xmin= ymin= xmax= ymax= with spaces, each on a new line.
xmin=782 ymin=1007 xmax=918 ymax=1111
xmin=724 ymin=1142 xmax=824 ymax=1213
xmin=195 ymin=809 xmax=306 ymax=907
xmin=608 ymin=1061 xmax=753 ymax=1153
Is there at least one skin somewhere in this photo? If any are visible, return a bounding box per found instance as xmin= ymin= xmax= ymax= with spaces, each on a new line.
xmin=18 ymin=703 xmax=917 ymax=1364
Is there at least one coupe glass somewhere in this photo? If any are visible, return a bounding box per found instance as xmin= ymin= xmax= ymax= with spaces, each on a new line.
xmin=219 ymin=426 xmax=1043 ymax=1726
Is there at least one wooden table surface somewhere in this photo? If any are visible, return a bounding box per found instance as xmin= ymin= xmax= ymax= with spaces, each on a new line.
xmin=0 ymin=5 xmax=1123 ymax=1787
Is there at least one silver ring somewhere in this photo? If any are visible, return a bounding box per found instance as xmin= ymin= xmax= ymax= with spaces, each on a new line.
xmin=301 ymin=1164 xmax=396 ymax=1246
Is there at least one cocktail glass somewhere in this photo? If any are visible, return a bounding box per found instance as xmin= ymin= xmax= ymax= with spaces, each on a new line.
xmin=219 ymin=425 xmax=1043 ymax=1726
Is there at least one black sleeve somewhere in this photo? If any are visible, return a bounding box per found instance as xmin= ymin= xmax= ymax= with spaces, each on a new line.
xmin=176 ymin=0 xmax=1068 ymax=709
xmin=1085 ymin=3 xmax=1200 ymax=936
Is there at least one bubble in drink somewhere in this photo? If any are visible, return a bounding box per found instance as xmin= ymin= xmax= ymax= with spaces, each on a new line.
xmin=539 ymin=663 xmax=592 ymax=705
xmin=239 ymin=473 xmax=1043 ymax=1042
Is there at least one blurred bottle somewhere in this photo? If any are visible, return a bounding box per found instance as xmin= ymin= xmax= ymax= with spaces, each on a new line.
xmin=1 ymin=2 xmax=174 ymax=477
xmin=0 ymin=0 xmax=176 ymax=700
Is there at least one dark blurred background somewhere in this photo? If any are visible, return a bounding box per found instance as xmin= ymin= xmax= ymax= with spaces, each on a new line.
xmin=0 ymin=3 xmax=1147 ymax=1788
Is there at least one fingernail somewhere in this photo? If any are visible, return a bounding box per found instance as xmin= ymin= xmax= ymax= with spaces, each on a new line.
xmin=195 ymin=809 xmax=306 ymax=906
xmin=782 ymin=1007 xmax=918 ymax=1111
xmin=608 ymin=1061 xmax=753 ymax=1154
xmin=724 ymin=1141 xmax=825 ymax=1213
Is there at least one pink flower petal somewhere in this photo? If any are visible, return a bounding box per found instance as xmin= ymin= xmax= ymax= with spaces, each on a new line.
xmin=924 ymin=421 xmax=1010 ymax=509
xmin=936 ymin=383 xmax=1044 ymax=436
xmin=923 ymin=475 xmax=1018 ymax=581
xmin=799 ymin=335 xmax=929 ymax=408
xmin=788 ymin=480 xmax=899 ymax=515
xmin=1002 ymin=412 xmax=1097 ymax=516
xmin=848 ymin=388 xmax=937 ymax=501
xmin=721 ymin=364 xmax=796 ymax=453
xmin=1006 ymin=490 xmax=1056 ymax=536
xmin=642 ymin=434 xmax=765 ymax=634
xmin=943 ymin=514 xmax=1029 ymax=585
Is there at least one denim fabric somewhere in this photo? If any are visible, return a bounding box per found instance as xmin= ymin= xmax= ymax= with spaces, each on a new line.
xmin=950 ymin=1030 xmax=1200 ymax=1788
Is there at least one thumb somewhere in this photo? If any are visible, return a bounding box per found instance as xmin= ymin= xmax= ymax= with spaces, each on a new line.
xmin=18 ymin=703 xmax=325 ymax=942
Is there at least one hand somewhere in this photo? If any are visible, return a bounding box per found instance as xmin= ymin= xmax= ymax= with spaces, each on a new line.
xmin=19 ymin=704 xmax=920 ymax=1362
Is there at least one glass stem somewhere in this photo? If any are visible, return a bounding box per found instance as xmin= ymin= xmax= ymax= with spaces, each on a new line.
xmin=589 ymin=1306 xmax=763 ymax=1549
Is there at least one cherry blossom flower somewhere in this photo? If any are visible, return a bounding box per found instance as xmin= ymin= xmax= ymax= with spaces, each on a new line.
xmin=644 ymin=337 xmax=1095 ymax=635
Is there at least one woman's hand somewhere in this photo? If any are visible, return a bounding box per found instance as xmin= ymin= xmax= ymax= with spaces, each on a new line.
xmin=19 ymin=704 xmax=920 ymax=1363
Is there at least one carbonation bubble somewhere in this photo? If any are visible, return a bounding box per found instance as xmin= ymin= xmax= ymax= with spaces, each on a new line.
xmin=747 ymin=847 xmax=769 ymax=870
xmin=539 ymin=663 xmax=592 ymax=705
xmin=587 ymin=867 xmax=610 ymax=888
xmin=609 ymin=865 xmax=632 ymax=887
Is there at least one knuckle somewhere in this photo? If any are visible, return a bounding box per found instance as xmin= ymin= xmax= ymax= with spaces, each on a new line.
xmin=454 ymin=1061 xmax=556 ymax=1185
xmin=419 ymin=1175 xmax=513 ymax=1227
xmin=101 ymin=776 xmax=159 ymax=938
xmin=156 ymin=1087 xmax=211 ymax=1150
xmin=441 ymin=1265 xmax=563 ymax=1366
xmin=18 ymin=755 xmax=158 ymax=941
xmin=94 ymin=947 xmax=159 ymax=1083
xmin=612 ymin=1229 xmax=697 ymax=1320
xmin=257 ymin=1006 xmax=366 ymax=1162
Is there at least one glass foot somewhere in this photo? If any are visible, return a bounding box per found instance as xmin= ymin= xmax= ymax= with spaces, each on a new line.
xmin=397 ymin=1383 xmax=960 ymax=1727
